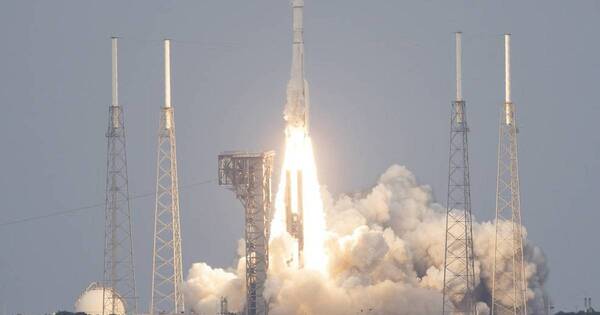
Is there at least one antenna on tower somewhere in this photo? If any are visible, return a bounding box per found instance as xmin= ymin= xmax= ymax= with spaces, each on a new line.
xmin=103 ymin=37 xmax=137 ymax=315
xmin=491 ymin=33 xmax=528 ymax=315
xmin=150 ymin=39 xmax=185 ymax=315
xmin=442 ymin=31 xmax=476 ymax=315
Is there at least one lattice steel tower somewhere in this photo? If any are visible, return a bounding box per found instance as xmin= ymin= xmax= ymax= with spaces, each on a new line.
xmin=151 ymin=39 xmax=185 ymax=315
xmin=491 ymin=34 xmax=527 ymax=315
xmin=442 ymin=32 xmax=476 ymax=315
xmin=103 ymin=37 xmax=137 ymax=315
xmin=218 ymin=151 xmax=275 ymax=315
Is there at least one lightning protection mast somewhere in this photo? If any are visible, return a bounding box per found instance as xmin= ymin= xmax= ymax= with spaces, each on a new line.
xmin=103 ymin=37 xmax=137 ymax=315
xmin=150 ymin=39 xmax=185 ymax=315
xmin=491 ymin=33 xmax=528 ymax=315
xmin=442 ymin=32 xmax=476 ymax=315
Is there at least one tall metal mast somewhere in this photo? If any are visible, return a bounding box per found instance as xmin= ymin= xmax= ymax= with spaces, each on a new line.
xmin=218 ymin=151 xmax=274 ymax=315
xmin=103 ymin=37 xmax=137 ymax=315
xmin=151 ymin=39 xmax=185 ymax=315
xmin=442 ymin=32 xmax=476 ymax=315
xmin=491 ymin=34 xmax=527 ymax=315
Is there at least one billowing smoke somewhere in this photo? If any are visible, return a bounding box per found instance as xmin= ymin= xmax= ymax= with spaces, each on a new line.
xmin=185 ymin=239 xmax=246 ymax=313
xmin=185 ymin=165 xmax=548 ymax=315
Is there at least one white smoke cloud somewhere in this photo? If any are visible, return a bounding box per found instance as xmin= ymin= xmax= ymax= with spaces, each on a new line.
xmin=184 ymin=240 xmax=246 ymax=314
xmin=185 ymin=165 xmax=548 ymax=315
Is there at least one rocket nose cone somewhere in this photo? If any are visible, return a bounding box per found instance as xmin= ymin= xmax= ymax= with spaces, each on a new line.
xmin=292 ymin=0 xmax=304 ymax=7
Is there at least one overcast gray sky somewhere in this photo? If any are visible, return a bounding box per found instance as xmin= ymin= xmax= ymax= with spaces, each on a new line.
xmin=0 ymin=0 xmax=598 ymax=313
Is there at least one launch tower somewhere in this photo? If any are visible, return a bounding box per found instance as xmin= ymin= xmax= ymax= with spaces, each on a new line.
xmin=150 ymin=39 xmax=185 ymax=315
xmin=103 ymin=37 xmax=137 ymax=315
xmin=442 ymin=32 xmax=476 ymax=315
xmin=491 ymin=34 xmax=528 ymax=315
xmin=218 ymin=151 xmax=275 ymax=315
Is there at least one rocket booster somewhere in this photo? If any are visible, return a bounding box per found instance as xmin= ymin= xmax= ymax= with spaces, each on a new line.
xmin=284 ymin=0 xmax=310 ymax=131
xmin=285 ymin=169 xmax=304 ymax=267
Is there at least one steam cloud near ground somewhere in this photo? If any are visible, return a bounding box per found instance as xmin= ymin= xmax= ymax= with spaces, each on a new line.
xmin=185 ymin=165 xmax=548 ymax=315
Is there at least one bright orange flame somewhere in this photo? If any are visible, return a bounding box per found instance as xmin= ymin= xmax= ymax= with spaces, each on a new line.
xmin=270 ymin=126 xmax=328 ymax=272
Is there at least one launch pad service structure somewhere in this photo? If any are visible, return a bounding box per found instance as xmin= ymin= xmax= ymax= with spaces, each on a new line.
xmin=218 ymin=151 xmax=275 ymax=315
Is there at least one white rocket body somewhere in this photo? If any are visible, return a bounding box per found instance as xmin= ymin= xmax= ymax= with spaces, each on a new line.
xmin=284 ymin=0 xmax=310 ymax=132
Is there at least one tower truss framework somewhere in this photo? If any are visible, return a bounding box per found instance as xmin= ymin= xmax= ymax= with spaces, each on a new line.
xmin=103 ymin=37 xmax=137 ymax=315
xmin=151 ymin=39 xmax=185 ymax=315
xmin=491 ymin=33 xmax=528 ymax=315
xmin=218 ymin=151 xmax=274 ymax=315
xmin=442 ymin=32 xmax=476 ymax=315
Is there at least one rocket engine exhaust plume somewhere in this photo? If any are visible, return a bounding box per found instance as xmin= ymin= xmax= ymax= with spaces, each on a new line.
xmin=269 ymin=126 xmax=328 ymax=271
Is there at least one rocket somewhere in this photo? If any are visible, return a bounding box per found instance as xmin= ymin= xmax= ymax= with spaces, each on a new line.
xmin=284 ymin=0 xmax=310 ymax=132
xmin=283 ymin=0 xmax=308 ymax=268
